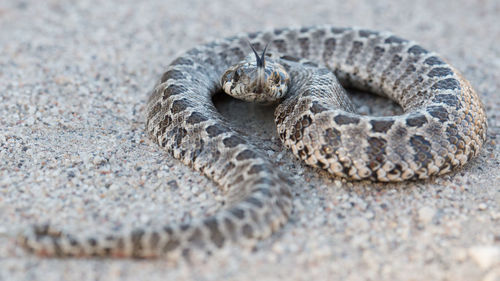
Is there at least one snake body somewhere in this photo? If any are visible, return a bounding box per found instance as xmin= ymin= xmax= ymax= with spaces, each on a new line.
xmin=18 ymin=26 xmax=487 ymax=258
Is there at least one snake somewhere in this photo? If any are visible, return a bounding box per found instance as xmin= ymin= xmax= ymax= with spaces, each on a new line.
xmin=17 ymin=25 xmax=487 ymax=259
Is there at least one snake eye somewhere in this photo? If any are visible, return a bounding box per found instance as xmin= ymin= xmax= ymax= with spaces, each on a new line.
xmin=273 ymin=72 xmax=281 ymax=84
xmin=233 ymin=70 xmax=240 ymax=82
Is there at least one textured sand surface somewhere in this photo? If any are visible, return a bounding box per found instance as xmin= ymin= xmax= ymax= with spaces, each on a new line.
xmin=1 ymin=0 xmax=499 ymax=280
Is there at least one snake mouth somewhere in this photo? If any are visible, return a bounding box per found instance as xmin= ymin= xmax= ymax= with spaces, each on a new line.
xmin=250 ymin=41 xmax=269 ymax=69
xmin=250 ymin=42 xmax=269 ymax=88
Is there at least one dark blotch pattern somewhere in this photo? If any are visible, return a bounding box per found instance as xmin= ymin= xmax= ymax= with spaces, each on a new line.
xmin=163 ymin=84 xmax=187 ymax=100
xmin=427 ymin=105 xmax=449 ymax=122
xmin=186 ymin=112 xmax=207 ymax=125
xmin=312 ymin=29 xmax=326 ymax=38
xmin=187 ymin=228 xmax=203 ymax=245
xmin=273 ymin=39 xmax=287 ymax=53
xmin=69 ymin=237 xmax=79 ymax=246
xmin=205 ymin=124 xmax=229 ymax=137
xmin=248 ymin=164 xmax=266 ymax=174
xmin=222 ymin=135 xmax=246 ymax=148
xmin=236 ymin=149 xmax=258 ymax=161
xmin=150 ymin=232 xmax=160 ymax=248
xmin=163 ymin=226 xmax=173 ymax=235
xmin=384 ymin=35 xmax=408 ymax=44
xmin=334 ymin=114 xmax=360 ymax=125
xmin=346 ymin=41 xmax=363 ymax=65
xmin=370 ymin=120 xmax=395 ymax=133
xmin=246 ymin=197 xmax=264 ymax=208
xmin=406 ymin=114 xmax=428 ymax=127
xmin=248 ymin=32 xmax=259 ymax=39
xmin=431 ymin=78 xmax=460 ymax=90
xmin=359 ymin=29 xmax=378 ymax=37
xmin=322 ymin=38 xmax=336 ymax=62
xmin=280 ymin=55 xmax=300 ymax=62
xmin=424 ymin=56 xmax=445 ymax=65
xmin=428 ymin=67 xmax=453 ymax=77
xmin=331 ymin=27 xmax=350 ymax=34
xmin=163 ymin=237 xmax=180 ymax=253
xmin=230 ymin=208 xmax=245 ymax=219
xmin=131 ymin=229 xmax=145 ymax=255
xmin=170 ymin=99 xmax=190 ymax=114
xmin=242 ymin=224 xmax=253 ymax=238
xmin=204 ymin=219 xmax=225 ymax=248
xmin=273 ymin=27 xmax=288 ymax=35
xmin=224 ymin=218 xmax=235 ymax=237
xmin=407 ymin=45 xmax=428 ymax=55
xmin=88 ymin=237 xmax=97 ymax=247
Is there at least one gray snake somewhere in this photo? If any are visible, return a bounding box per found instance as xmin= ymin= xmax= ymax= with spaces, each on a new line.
xmin=17 ymin=25 xmax=487 ymax=259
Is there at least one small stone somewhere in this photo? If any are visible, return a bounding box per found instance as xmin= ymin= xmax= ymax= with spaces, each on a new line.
xmin=418 ymin=206 xmax=436 ymax=224
xmin=334 ymin=180 xmax=342 ymax=188
xmin=468 ymin=246 xmax=500 ymax=269
xmin=364 ymin=212 xmax=374 ymax=219
xmin=454 ymin=248 xmax=468 ymax=262
xmin=93 ymin=156 xmax=106 ymax=166
xmin=491 ymin=211 xmax=500 ymax=220
xmin=478 ymin=203 xmax=487 ymax=210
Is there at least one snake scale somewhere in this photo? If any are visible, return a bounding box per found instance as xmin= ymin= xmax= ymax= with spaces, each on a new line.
xmin=18 ymin=25 xmax=487 ymax=259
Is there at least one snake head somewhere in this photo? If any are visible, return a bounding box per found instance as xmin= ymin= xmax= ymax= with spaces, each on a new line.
xmin=220 ymin=43 xmax=290 ymax=103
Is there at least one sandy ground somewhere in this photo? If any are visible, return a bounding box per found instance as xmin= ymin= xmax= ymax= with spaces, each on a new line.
xmin=0 ymin=0 xmax=499 ymax=280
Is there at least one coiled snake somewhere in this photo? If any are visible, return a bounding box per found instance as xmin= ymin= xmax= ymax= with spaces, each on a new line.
xmin=18 ymin=26 xmax=487 ymax=259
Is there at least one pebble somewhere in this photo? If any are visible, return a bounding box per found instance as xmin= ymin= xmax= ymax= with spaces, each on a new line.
xmin=468 ymin=246 xmax=500 ymax=269
xmin=418 ymin=206 xmax=436 ymax=224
